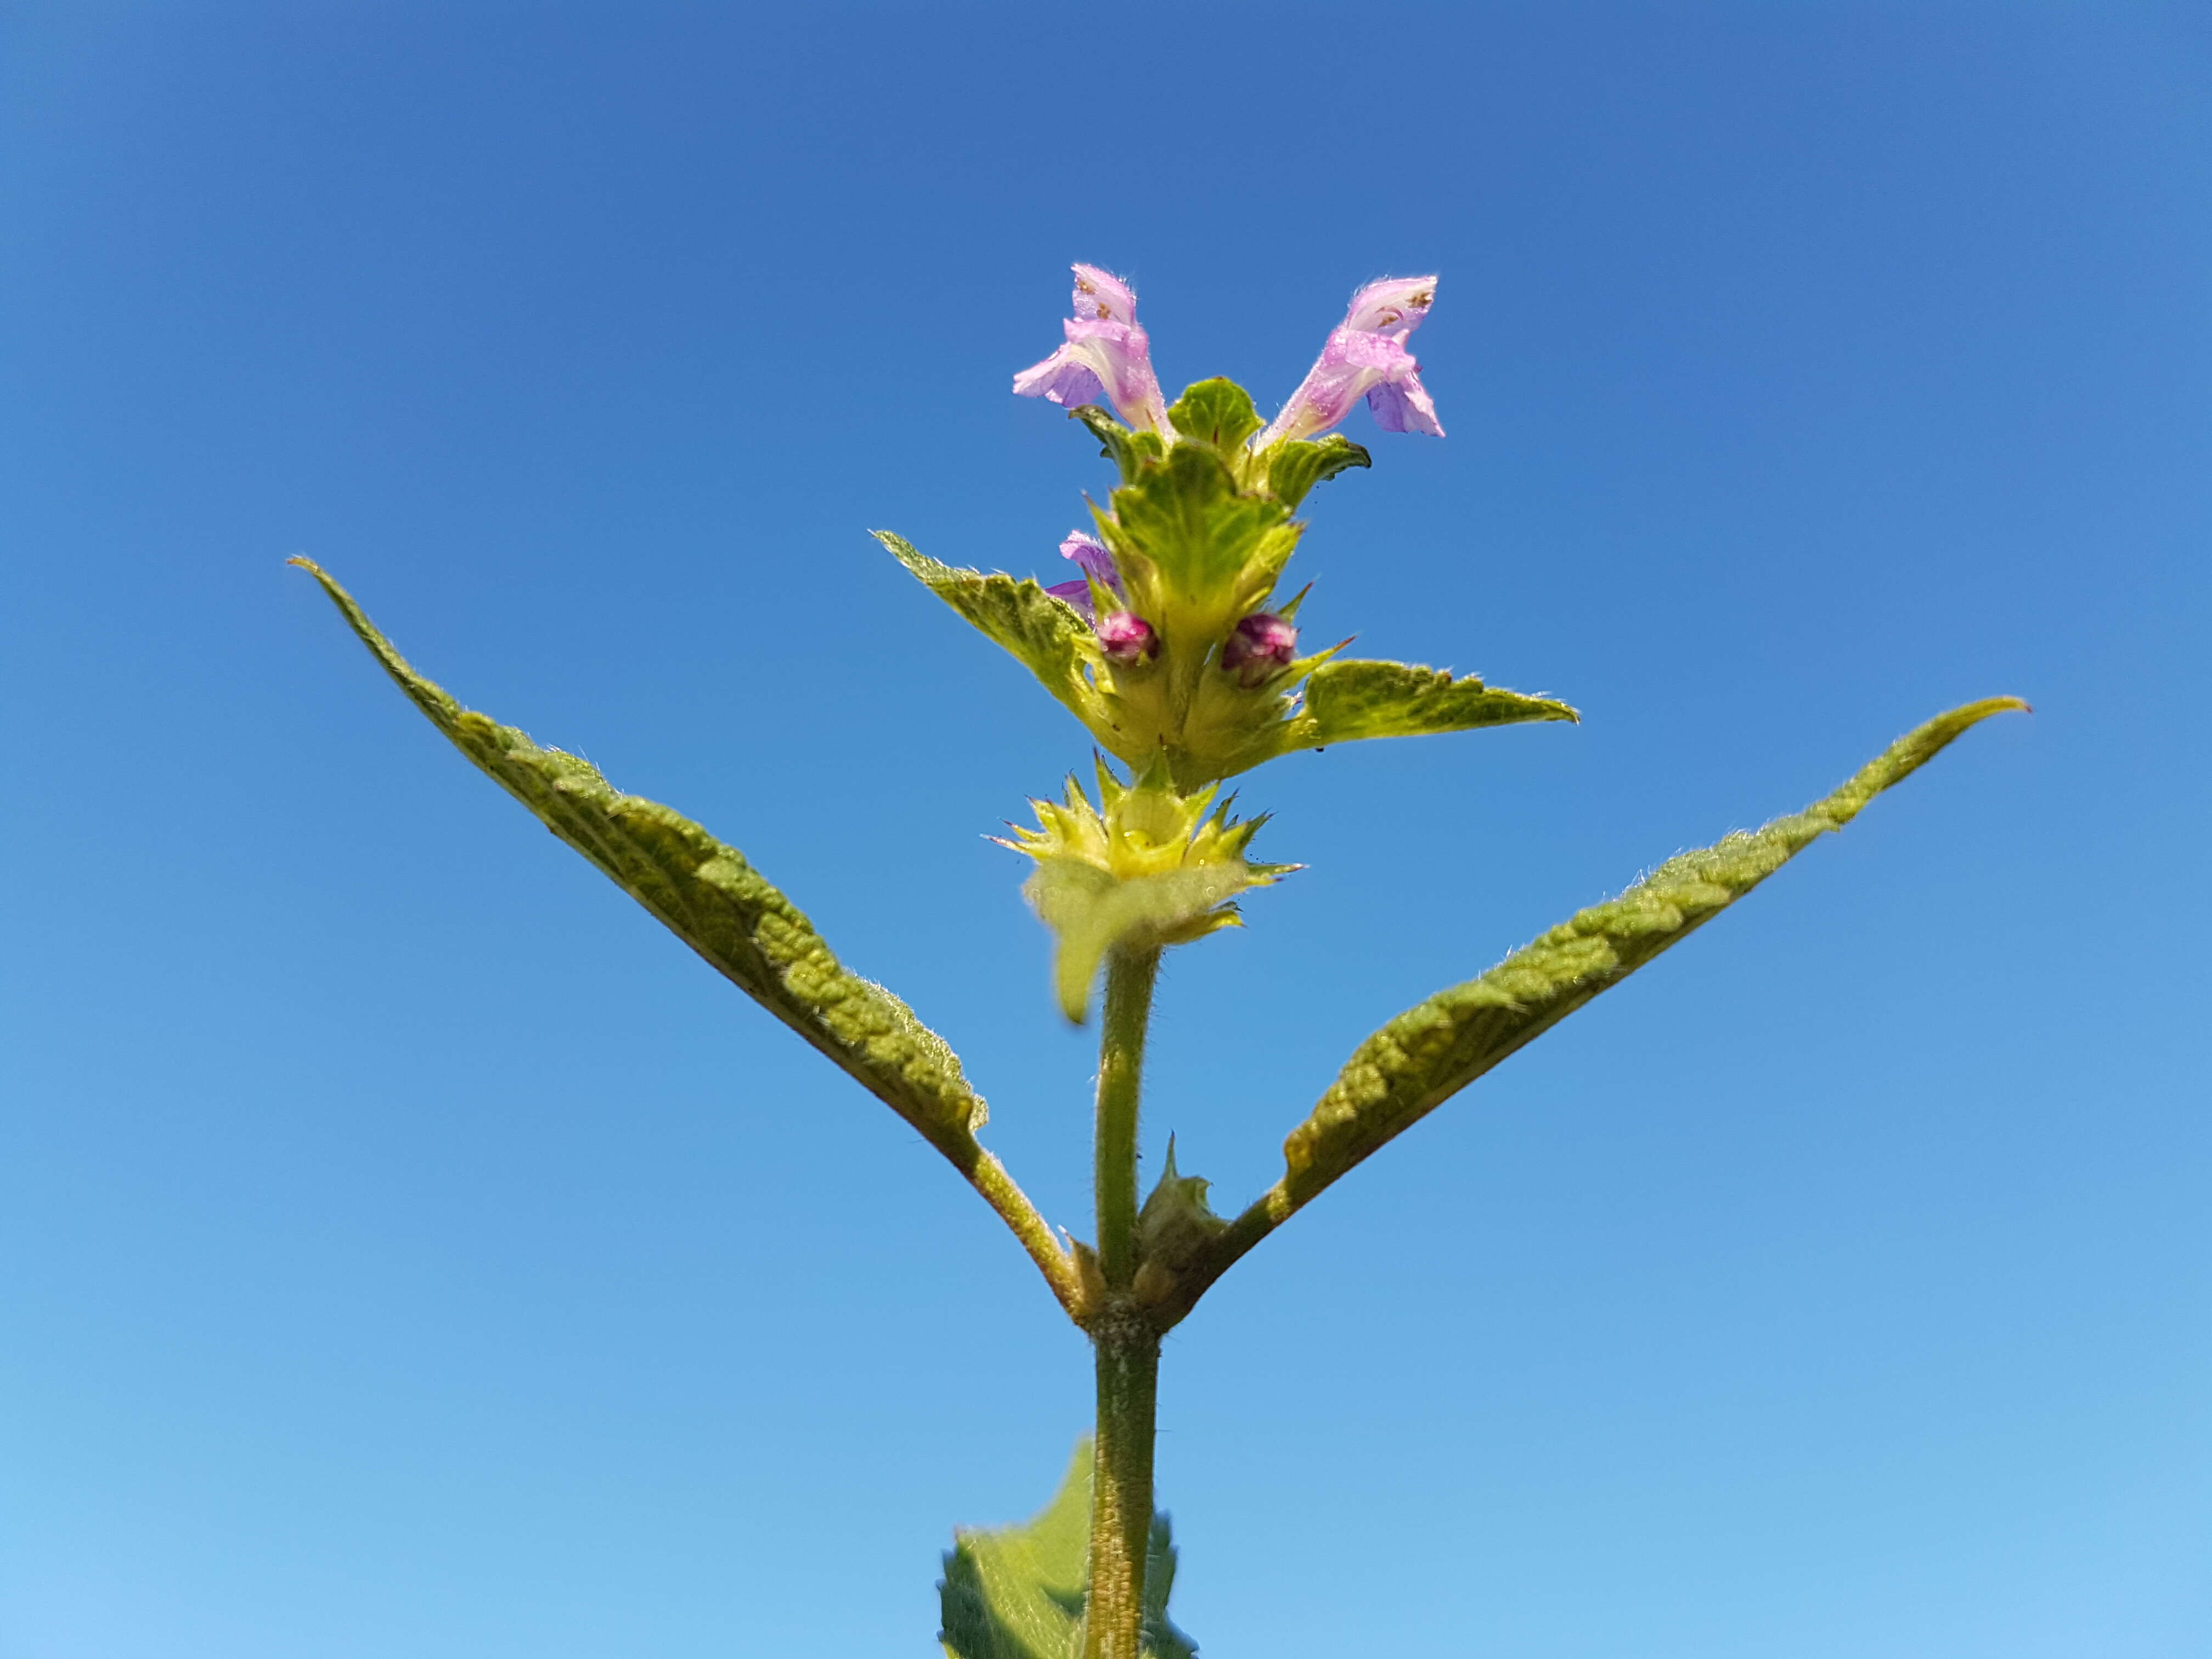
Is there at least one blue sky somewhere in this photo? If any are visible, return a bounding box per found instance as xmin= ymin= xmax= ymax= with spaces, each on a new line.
xmin=3 ymin=4 xmax=2207 ymax=1655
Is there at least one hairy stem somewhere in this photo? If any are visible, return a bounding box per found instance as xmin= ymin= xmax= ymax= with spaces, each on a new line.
xmin=1093 ymin=946 xmax=1160 ymax=1290
xmin=1086 ymin=1313 xmax=1161 ymax=1659
xmin=1085 ymin=945 xmax=1163 ymax=1658
xmin=957 ymin=1146 xmax=1086 ymax=1318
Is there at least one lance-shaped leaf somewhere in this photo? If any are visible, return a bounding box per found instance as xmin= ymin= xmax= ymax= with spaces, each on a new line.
xmin=1285 ymin=658 xmax=1579 ymax=752
xmin=876 ymin=531 xmax=1111 ymax=726
xmin=1284 ymin=694 xmax=2025 ymax=1192
xmin=1153 ymin=697 xmax=2025 ymax=1322
xmin=1026 ymin=857 xmax=1256 ymax=1023
xmin=291 ymin=560 xmax=1086 ymax=1314
xmin=939 ymin=1440 xmax=1195 ymax=1659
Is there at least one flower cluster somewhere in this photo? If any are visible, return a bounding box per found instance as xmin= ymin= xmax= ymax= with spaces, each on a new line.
xmin=997 ymin=266 xmax=1444 ymax=787
xmin=1012 ymin=264 xmax=1444 ymax=754
xmin=889 ymin=263 xmax=1575 ymax=802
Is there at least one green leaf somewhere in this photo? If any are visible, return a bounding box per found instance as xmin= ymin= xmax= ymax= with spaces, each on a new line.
xmin=1277 ymin=698 xmax=2027 ymax=1201
xmin=1264 ymin=433 xmax=1370 ymax=510
xmin=939 ymin=1441 xmax=1196 ymax=1659
xmin=876 ymin=531 xmax=1108 ymax=727
xmin=1166 ymin=376 xmax=1263 ymax=453
xmin=1071 ymin=404 xmax=1167 ymax=485
xmin=290 ymin=558 xmax=988 ymax=1158
xmin=1289 ymin=658 xmax=1579 ymax=750
xmin=1025 ymin=858 xmax=1256 ymax=1023
xmin=1105 ymin=442 xmax=1294 ymax=607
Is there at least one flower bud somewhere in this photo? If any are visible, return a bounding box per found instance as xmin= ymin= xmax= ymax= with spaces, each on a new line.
xmin=1096 ymin=610 xmax=1158 ymax=663
xmin=1220 ymin=612 xmax=1297 ymax=687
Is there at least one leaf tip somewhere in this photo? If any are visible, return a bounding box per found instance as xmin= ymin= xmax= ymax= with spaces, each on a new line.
xmin=1930 ymin=694 xmax=2032 ymax=746
xmin=868 ymin=527 xmax=923 ymax=566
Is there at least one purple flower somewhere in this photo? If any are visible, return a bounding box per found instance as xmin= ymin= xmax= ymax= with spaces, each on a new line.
xmin=1043 ymin=530 xmax=1124 ymax=619
xmin=1042 ymin=530 xmax=1154 ymax=661
xmin=1258 ymin=276 xmax=1443 ymax=447
xmin=1095 ymin=610 xmax=1158 ymax=663
xmin=1220 ymin=612 xmax=1298 ymax=687
xmin=1013 ymin=264 xmax=1172 ymax=433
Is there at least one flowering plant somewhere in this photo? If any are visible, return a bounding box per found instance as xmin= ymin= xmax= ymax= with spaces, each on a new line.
xmin=295 ymin=262 xmax=2021 ymax=1658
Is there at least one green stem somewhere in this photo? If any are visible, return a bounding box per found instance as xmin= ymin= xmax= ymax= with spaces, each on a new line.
xmin=1086 ymin=1314 xmax=1161 ymax=1659
xmin=1085 ymin=945 xmax=1163 ymax=1659
xmin=1093 ymin=946 xmax=1160 ymax=1290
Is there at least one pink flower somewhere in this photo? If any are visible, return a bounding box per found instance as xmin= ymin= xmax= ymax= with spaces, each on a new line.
xmin=1013 ymin=265 xmax=1172 ymax=433
xmin=1259 ymin=276 xmax=1443 ymax=447
xmin=1041 ymin=530 xmax=1123 ymax=619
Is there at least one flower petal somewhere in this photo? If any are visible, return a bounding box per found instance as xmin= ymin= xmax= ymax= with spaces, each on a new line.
xmin=1342 ymin=275 xmax=1438 ymax=340
xmin=1261 ymin=331 xmax=1420 ymax=444
xmin=1060 ymin=530 xmax=1120 ymax=589
xmin=1044 ymin=577 xmax=1098 ymax=618
xmin=1064 ymin=318 xmax=1169 ymax=433
xmin=1365 ymin=365 xmax=1443 ymax=436
xmin=1072 ymin=264 xmax=1138 ymax=326
xmin=1013 ymin=343 xmax=1107 ymax=408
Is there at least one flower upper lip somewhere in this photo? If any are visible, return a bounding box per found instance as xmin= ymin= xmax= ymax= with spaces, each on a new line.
xmin=1072 ymin=264 xmax=1137 ymax=325
xmin=1341 ymin=276 xmax=1437 ymax=338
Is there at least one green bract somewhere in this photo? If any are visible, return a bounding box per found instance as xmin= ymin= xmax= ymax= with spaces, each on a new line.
xmin=998 ymin=758 xmax=1294 ymax=1021
xmin=883 ymin=375 xmax=1577 ymax=792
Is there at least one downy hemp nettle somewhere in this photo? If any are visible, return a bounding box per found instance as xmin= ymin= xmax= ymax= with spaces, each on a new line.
xmin=296 ymin=262 xmax=2022 ymax=1659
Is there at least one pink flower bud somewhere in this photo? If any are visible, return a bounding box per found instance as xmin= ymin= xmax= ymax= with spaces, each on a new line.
xmin=1095 ymin=610 xmax=1159 ymax=663
xmin=1220 ymin=612 xmax=1298 ymax=686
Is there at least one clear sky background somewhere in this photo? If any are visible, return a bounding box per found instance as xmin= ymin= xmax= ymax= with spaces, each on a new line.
xmin=4 ymin=4 xmax=2207 ymax=1656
